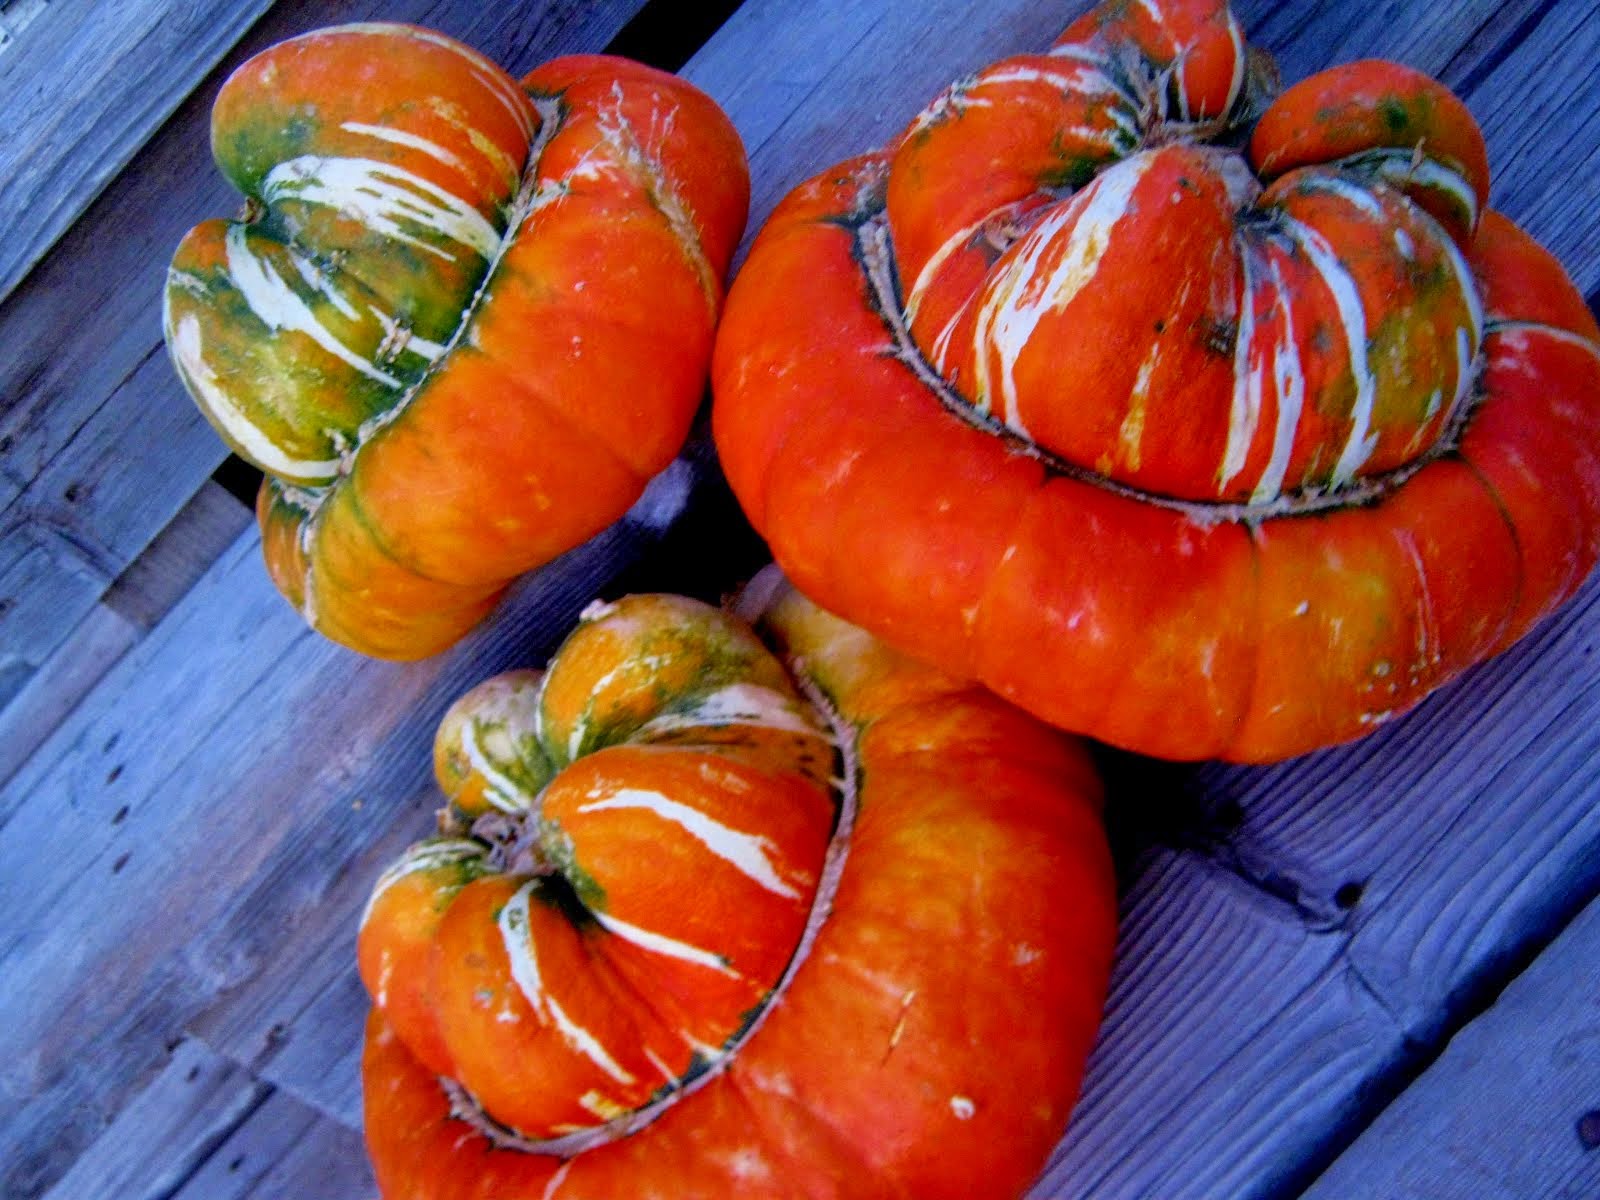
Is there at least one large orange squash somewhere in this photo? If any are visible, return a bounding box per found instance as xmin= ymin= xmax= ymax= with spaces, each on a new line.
xmin=165 ymin=24 xmax=748 ymax=659
xmin=712 ymin=0 xmax=1600 ymax=762
xmin=359 ymin=570 xmax=1116 ymax=1197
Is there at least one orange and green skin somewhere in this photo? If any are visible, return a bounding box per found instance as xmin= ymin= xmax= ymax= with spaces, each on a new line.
xmin=711 ymin=0 xmax=1600 ymax=762
xmin=362 ymin=580 xmax=1116 ymax=1199
xmin=358 ymin=594 xmax=836 ymax=1142
xmin=165 ymin=26 xmax=749 ymax=660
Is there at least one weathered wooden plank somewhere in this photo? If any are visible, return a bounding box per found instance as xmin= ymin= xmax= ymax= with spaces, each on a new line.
xmin=0 ymin=0 xmax=278 ymax=305
xmin=0 ymin=462 xmax=699 ymax=1199
xmin=0 ymin=481 xmax=249 ymax=792
xmin=6 ymin=350 xmax=225 ymax=582
xmin=0 ymin=1 xmax=51 ymax=53
xmin=1036 ymin=853 xmax=1403 ymax=1198
xmin=0 ymin=603 xmax=136 ymax=794
xmin=0 ymin=520 xmax=103 ymax=710
xmin=101 ymin=481 xmax=253 ymax=630
xmin=37 ymin=1038 xmax=267 ymax=1200
xmin=1190 ymin=577 xmax=1600 ymax=1030
xmin=1456 ymin=0 xmax=1600 ymax=276
xmin=0 ymin=349 xmax=245 ymax=727
xmin=169 ymin=1087 xmax=373 ymax=1200
xmin=1302 ymin=895 xmax=1600 ymax=1200
xmin=1035 ymin=588 xmax=1600 ymax=1198
xmin=186 ymin=789 xmax=427 ymax=1129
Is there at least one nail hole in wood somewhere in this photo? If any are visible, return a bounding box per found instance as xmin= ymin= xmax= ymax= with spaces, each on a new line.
xmin=1579 ymin=1111 xmax=1600 ymax=1150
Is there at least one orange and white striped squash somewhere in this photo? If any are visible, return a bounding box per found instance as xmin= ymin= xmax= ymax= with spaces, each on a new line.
xmin=712 ymin=0 xmax=1600 ymax=762
xmin=164 ymin=24 xmax=748 ymax=659
xmin=359 ymin=571 xmax=1116 ymax=1197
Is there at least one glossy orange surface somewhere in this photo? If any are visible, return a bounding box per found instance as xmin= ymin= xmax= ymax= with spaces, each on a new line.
xmin=360 ymin=578 xmax=1116 ymax=1197
xmin=712 ymin=0 xmax=1600 ymax=761
xmin=167 ymin=26 xmax=749 ymax=658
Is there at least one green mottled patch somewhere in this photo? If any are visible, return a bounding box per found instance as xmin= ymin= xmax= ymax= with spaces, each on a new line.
xmin=216 ymin=105 xmax=327 ymax=197
xmin=1378 ymin=97 xmax=1411 ymax=134
xmin=537 ymin=821 xmax=608 ymax=913
xmin=546 ymin=617 xmax=794 ymax=765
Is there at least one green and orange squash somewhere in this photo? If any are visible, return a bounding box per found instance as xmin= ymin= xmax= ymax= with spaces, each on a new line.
xmin=359 ymin=571 xmax=1116 ymax=1197
xmin=165 ymin=24 xmax=749 ymax=659
xmin=712 ymin=0 xmax=1600 ymax=762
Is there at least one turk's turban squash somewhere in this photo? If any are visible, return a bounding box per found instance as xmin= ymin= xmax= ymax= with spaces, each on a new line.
xmin=164 ymin=24 xmax=749 ymax=659
xmin=359 ymin=572 xmax=1116 ymax=1197
xmin=712 ymin=0 xmax=1600 ymax=762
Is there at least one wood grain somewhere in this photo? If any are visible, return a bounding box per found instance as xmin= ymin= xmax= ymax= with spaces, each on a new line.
xmin=0 ymin=0 xmax=277 ymax=305
xmin=37 ymin=1039 xmax=266 ymax=1200
xmin=0 ymin=464 xmax=697 ymax=1197
xmin=0 ymin=481 xmax=249 ymax=791
xmin=0 ymin=602 xmax=135 ymax=790
xmin=0 ymin=1 xmax=51 ymax=54
xmin=168 ymin=1087 xmax=373 ymax=1200
xmin=1302 ymin=895 xmax=1600 ymax=1200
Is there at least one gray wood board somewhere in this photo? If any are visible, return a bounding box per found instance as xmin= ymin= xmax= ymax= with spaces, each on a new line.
xmin=0 ymin=457 xmax=717 ymax=1198
xmin=0 ymin=0 xmax=278 ymax=305
xmin=0 ymin=0 xmax=652 ymax=740
xmin=2 ymin=2 xmax=1599 ymax=1200
xmin=1302 ymin=894 xmax=1600 ymax=1200
xmin=38 ymin=1038 xmax=267 ymax=1200
xmin=0 ymin=481 xmax=250 ymax=793
xmin=168 ymin=1087 xmax=373 ymax=1200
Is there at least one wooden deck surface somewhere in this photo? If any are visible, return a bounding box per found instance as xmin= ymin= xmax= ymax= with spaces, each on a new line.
xmin=2 ymin=0 xmax=1598 ymax=1197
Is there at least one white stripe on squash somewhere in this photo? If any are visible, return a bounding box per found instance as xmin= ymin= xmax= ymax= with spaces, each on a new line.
xmin=577 ymin=788 xmax=804 ymax=899
xmin=223 ymin=224 xmax=404 ymax=388
xmin=359 ymin=838 xmax=483 ymax=929
xmin=1218 ymin=234 xmax=1260 ymax=491
xmin=460 ymin=722 xmax=528 ymax=813
xmin=1280 ymin=214 xmax=1380 ymax=487
xmin=262 ymin=155 xmax=502 ymax=262
xmin=339 ymin=121 xmax=475 ymax=176
xmin=970 ymin=152 xmax=1154 ymax=434
xmin=166 ymin=312 xmax=342 ymax=481
xmin=591 ymin=909 xmax=737 ymax=976
xmin=637 ymin=683 xmax=822 ymax=739
xmin=500 ymin=881 xmax=637 ymax=1086
xmin=1252 ymin=255 xmax=1308 ymax=503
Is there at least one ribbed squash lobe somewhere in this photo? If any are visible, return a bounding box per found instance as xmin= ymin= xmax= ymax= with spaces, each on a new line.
xmin=165 ymin=24 xmax=750 ymax=658
xmin=360 ymin=575 xmax=1117 ymax=1198
xmin=711 ymin=0 xmax=1599 ymax=761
